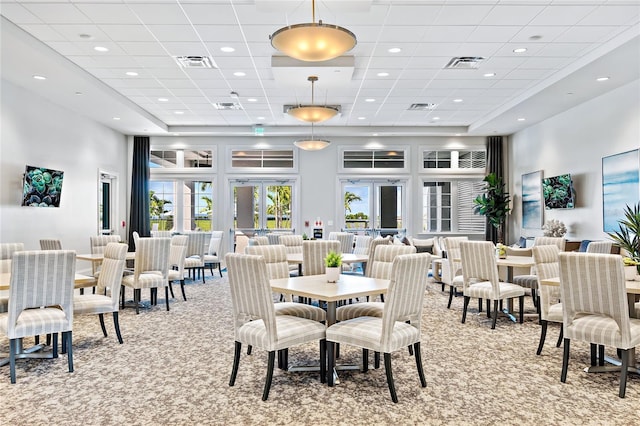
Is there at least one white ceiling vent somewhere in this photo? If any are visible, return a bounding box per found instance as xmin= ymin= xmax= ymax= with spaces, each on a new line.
xmin=444 ymin=57 xmax=485 ymax=69
xmin=408 ymin=103 xmax=437 ymax=111
xmin=213 ymin=102 xmax=242 ymax=110
xmin=174 ymin=56 xmax=216 ymax=69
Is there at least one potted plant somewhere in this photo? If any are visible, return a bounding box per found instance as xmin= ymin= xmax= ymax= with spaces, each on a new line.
xmin=324 ymin=250 xmax=342 ymax=283
xmin=473 ymin=173 xmax=511 ymax=244
xmin=607 ymin=202 xmax=640 ymax=279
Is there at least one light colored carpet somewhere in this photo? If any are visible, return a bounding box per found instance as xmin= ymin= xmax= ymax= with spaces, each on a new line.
xmin=1 ymin=274 xmax=638 ymax=425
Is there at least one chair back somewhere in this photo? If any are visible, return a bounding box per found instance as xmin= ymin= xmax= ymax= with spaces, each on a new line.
xmin=0 ymin=243 xmax=24 ymax=273
xmin=585 ymin=241 xmax=613 ymax=254
xmin=443 ymin=236 xmax=468 ymax=261
xmin=329 ymin=232 xmax=354 ymax=254
xmin=432 ymin=236 xmax=444 ymax=257
xmin=40 ymin=239 xmax=62 ymax=250
xmin=532 ymin=245 xmax=561 ymax=321
xmin=353 ymin=235 xmax=372 ymax=255
xmin=368 ymin=245 xmax=416 ymax=280
xmin=278 ymin=234 xmax=304 ymax=254
xmin=96 ymin=243 xmax=128 ymax=310
xmin=410 ymin=237 xmax=433 ymax=253
xmin=460 ymin=241 xmax=501 ymax=299
xmin=134 ymin=237 xmax=170 ymax=280
xmin=132 ymin=231 xmax=140 ymax=249
xmin=302 ymin=240 xmax=341 ymax=276
xmin=151 ymin=230 xmax=172 ymax=238
xmin=169 ymin=235 xmax=189 ymax=273
xmin=265 ymin=233 xmax=282 ymax=245
xmin=364 ymin=236 xmax=392 ymax=277
xmin=250 ymin=236 xmax=270 ymax=246
xmin=534 ymin=236 xmax=566 ymax=251
xmin=208 ymin=231 xmax=224 ymax=256
xmin=235 ymin=234 xmax=250 ymax=254
xmin=559 ymin=252 xmax=632 ymax=347
xmin=246 ymin=244 xmax=290 ymax=280
xmin=225 ymin=253 xmax=277 ymax=344
xmin=7 ymin=250 xmax=76 ymax=339
xmin=440 ymin=237 xmax=467 ymax=283
xmin=90 ymin=235 xmax=121 ymax=254
xmin=185 ymin=232 xmax=207 ymax=258
xmin=380 ymin=253 xmax=431 ymax=350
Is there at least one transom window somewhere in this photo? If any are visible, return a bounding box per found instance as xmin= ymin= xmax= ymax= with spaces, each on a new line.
xmin=231 ymin=149 xmax=294 ymax=169
xmin=343 ymin=150 xmax=405 ymax=169
xmin=151 ymin=149 xmax=213 ymax=169
xmin=422 ymin=150 xmax=486 ymax=171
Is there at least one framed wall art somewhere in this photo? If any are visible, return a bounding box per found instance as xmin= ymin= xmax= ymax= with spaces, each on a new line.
xmin=522 ymin=170 xmax=543 ymax=229
xmin=602 ymin=149 xmax=640 ymax=232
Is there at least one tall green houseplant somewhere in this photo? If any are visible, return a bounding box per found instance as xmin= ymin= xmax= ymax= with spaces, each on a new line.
xmin=473 ymin=173 xmax=511 ymax=244
xmin=607 ymin=202 xmax=640 ymax=274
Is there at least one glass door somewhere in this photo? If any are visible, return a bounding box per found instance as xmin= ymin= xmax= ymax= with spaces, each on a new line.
xmin=341 ymin=179 xmax=406 ymax=237
xmin=231 ymin=180 xmax=295 ymax=236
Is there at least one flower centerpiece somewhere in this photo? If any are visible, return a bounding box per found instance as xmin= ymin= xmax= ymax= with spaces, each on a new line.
xmin=542 ymin=219 xmax=567 ymax=237
xmin=607 ymin=202 xmax=640 ymax=278
xmin=324 ymin=250 xmax=342 ymax=283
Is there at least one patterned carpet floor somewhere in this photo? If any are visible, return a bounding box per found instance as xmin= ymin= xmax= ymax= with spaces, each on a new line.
xmin=1 ymin=273 xmax=639 ymax=425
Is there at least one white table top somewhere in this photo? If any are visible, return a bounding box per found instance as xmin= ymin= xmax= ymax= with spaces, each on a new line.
xmin=76 ymin=252 xmax=136 ymax=262
xmin=541 ymin=276 xmax=640 ymax=295
xmin=270 ymin=274 xmax=388 ymax=303
xmin=0 ymin=272 xmax=96 ymax=291
xmin=286 ymin=252 xmax=368 ymax=265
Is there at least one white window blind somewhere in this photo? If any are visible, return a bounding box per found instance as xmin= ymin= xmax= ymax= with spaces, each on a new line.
xmin=457 ymin=181 xmax=486 ymax=233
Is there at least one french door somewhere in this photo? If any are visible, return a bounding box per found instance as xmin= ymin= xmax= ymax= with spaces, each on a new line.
xmin=230 ymin=179 xmax=297 ymax=236
xmin=341 ymin=179 xmax=406 ymax=237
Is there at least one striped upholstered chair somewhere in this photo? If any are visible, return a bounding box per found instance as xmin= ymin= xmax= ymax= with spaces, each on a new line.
xmin=440 ymin=236 xmax=468 ymax=309
xmin=0 ymin=243 xmax=24 ymax=313
xmin=74 ymin=243 xmax=128 ymax=344
xmin=167 ymin=235 xmax=189 ymax=301
xmin=326 ymin=253 xmax=431 ymax=403
xmin=302 ymin=240 xmax=341 ymax=276
xmin=89 ymin=235 xmax=121 ymax=277
xmin=532 ymin=245 xmax=562 ymax=355
xmin=184 ymin=232 xmax=207 ymax=283
xmin=225 ymin=253 xmax=326 ymax=401
xmin=0 ymin=250 xmax=76 ymax=383
xmin=39 ymin=239 xmax=62 ymax=250
xmin=460 ymin=241 xmax=525 ymax=329
xmin=585 ymin=240 xmax=613 ymax=253
xmin=121 ymin=237 xmax=170 ymax=314
xmin=559 ymin=252 xmax=640 ymax=398
xmin=203 ymin=231 xmax=224 ymax=277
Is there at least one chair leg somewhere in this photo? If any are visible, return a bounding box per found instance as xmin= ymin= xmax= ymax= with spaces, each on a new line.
xmin=9 ymin=339 xmax=17 ymax=384
xmin=113 ymin=312 xmax=124 ymax=344
xmin=519 ymin=295 xmax=524 ymax=324
xmin=556 ymin=327 xmax=563 ymax=347
xmin=180 ymin=279 xmax=187 ymax=301
xmin=134 ymin=289 xmax=140 ymax=315
xmin=99 ymin=313 xmax=108 ymax=337
xmin=598 ymin=344 xmax=605 ymax=366
xmin=218 ymin=263 xmax=223 ymax=277
xmin=164 ymin=287 xmax=170 ymax=311
xmin=328 ymin=342 xmax=335 ymax=387
xmin=374 ymin=351 xmax=380 ymax=369
xmin=53 ymin=333 xmax=59 ymax=357
xmin=531 ymin=288 xmax=537 ymax=308
xmin=619 ymin=348 xmax=629 ymax=398
xmin=491 ymin=300 xmax=499 ymax=329
xmin=65 ymin=331 xmax=74 ymax=373
xmin=229 ymin=341 xmax=241 ymax=386
xmin=447 ymin=286 xmax=455 ymax=309
xmin=168 ymin=282 xmax=175 ymax=299
xmin=35 ymin=335 xmax=40 ymax=345
xmin=247 ymin=345 xmax=252 ymax=355
xmin=362 ymin=348 xmax=369 ymax=372
xmin=262 ymin=351 xmax=276 ymax=401
xmin=120 ymin=286 xmax=125 ymax=309
xmin=414 ymin=342 xmax=427 ymax=388
xmin=461 ymin=296 xmax=470 ymax=323
xmin=478 ymin=298 xmax=483 ymax=313
xmin=201 ymin=267 xmax=205 ymax=283
xmin=536 ymin=320 xmax=548 ymax=355
xmin=383 ymin=353 xmax=398 ymax=403
xmin=590 ymin=343 xmax=597 ymax=366
xmin=320 ymin=339 xmax=326 ymax=384
xmin=561 ymin=338 xmax=570 ymax=383
xmin=487 ymin=299 xmax=491 ymax=318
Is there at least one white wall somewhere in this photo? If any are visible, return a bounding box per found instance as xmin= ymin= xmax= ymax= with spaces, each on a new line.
xmin=0 ymin=80 xmax=129 ymax=255
xmin=508 ymin=79 xmax=640 ymax=244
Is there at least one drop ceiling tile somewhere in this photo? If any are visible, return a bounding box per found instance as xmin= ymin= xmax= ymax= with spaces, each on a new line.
xmin=378 ymin=26 xmax=427 ymax=42
xmin=0 ymin=3 xmax=42 ymax=24
xmin=180 ymin=3 xmax=241 ymax=25
xmin=385 ymin=5 xmax=442 ymax=26
xmin=454 ymin=42 xmax=503 ymax=57
xmin=146 ymin=25 xmax=200 ymax=42
xmin=480 ymin=5 xmax=546 ymax=25
xmin=578 ymin=4 xmax=640 ymax=26
xmin=519 ymin=56 xmax=572 ymax=70
xmin=537 ymin=43 xmax=592 ymax=57
xmin=46 ymin=41 xmax=85 ymax=56
xmin=432 ymin=5 xmax=494 ymax=26
xmin=22 ymin=3 xmax=92 ymax=24
xmin=20 ymin=24 xmax=66 ymax=41
xmin=509 ymin=25 xmax=570 ymax=43
xmin=98 ymin=24 xmax=157 ymax=42
xmin=422 ymin=26 xmax=476 ymax=43
xmin=92 ymin=55 xmax=144 ymax=68
xmin=134 ymin=56 xmax=179 ymax=68
xmin=159 ymin=79 xmax=197 ymax=89
xmin=193 ymin=25 xmax=244 ymax=43
xmin=554 ymin=26 xmax=626 ymax=43
xmin=148 ymin=68 xmax=189 ymax=79
xmin=127 ymin=3 xmax=190 ymax=25
xmin=75 ymin=3 xmax=140 ymax=25
xmin=118 ymin=42 xmax=168 ymax=56
xmin=467 ymin=26 xmax=522 ymax=43
xmin=529 ymin=5 xmax=598 ymax=26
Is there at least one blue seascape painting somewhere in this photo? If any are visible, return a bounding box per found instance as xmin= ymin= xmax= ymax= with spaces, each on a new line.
xmin=522 ymin=170 xmax=543 ymax=229
xmin=602 ymin=149 xmax=640 ymax=232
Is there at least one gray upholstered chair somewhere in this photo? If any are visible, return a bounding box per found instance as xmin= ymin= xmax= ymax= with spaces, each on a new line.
xmin=184 ymin=232 xmax=207 ymax=283
xmin=585 ymin=241 xmax=613 ymax=253
xmin=0 ymin=243 xmax=24 ymax=313
xmin=326 ymin=253 xmax=431 ymax=403
xmin=204 ymin=231 xmax=224 ymax=277
xmin=302 ymin=240 xmax=341 ymax=276
xmin=0 ymin=250 xmax=76 ymax=383
xmin=74 ymin=243 xmax=128 ymax=344
xmin=440 ymin=236 xmax=468 ymax=309
xmin=121 ymin=237 xmax=170 ymax=314
xmin=39 ymin=239 xmax=62 ymax=250
xmin=168 ymin=235 xmax=189 ymax=301
xmin=90 ymin=235 xmax=121 ymax=277
xmin=460 ymin=241 xmax=525 ymax=329
xmin=532 ymin=245 xmax=562 ymax=355
xmin=559 ymin=252 xmax=640 ymax=398
xmin=225 ymin=253 xmax=326 ymax=401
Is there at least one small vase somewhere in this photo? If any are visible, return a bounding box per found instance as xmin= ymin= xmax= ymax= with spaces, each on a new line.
xmin=326 ymin=267 xmax=340 ymax=283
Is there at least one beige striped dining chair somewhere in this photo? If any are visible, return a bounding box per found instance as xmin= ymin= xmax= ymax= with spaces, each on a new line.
xmin=559 ymin=252 xmax=640 ymax=398
xmin=203 ymin=231 xmax=224 ymax=277
xmin=167 ymin=235 xmax=189 ymax=301
xmin=39 ymin=239 xmax=62 ymax=250
xmin=0 ymin=243 xmax=24 ymax=313
xmin=74 ymin=243 xmax=128 ymax=344
xmin=585 ymin=241 xmax=613 ymax=253
xmin=121 ymin=237 xmax=171 ymax=314
xmin=364 ymin=236 xmax=392 ymax=278
xmin=441 ymin=236 xmax=468 ymax=309
xmin=326 ymin=253 xmax=432 ymax=403
xmin=302 ymin=240 xmax=341 ymax=276
xmin=184 ymin=232 xmax=207 ymax=283
xmin=90 ymin=235 xmax=121 ymax=277
xmin=460 ymin=241 xmax=525 ymax=329
xmin=0 ymin=250 xmax=76 ymax=383
xmin=225 ymin=253 xmax=326 ymax=401
xmin=532 ymin=245 xmax=562 ymax=355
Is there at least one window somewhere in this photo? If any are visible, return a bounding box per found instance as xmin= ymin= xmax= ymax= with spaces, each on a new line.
xmin=422 ymin=149 xmax=486 ymax=171
xmin=149 ymin=181 xmax=175 ymax=231
xmin=183 ymin=181 xmax=213 ymax=231
xmin=231 ymin=149 xmax=294 ymax=169
xmin=423 ymin=151 xmax=451 ymax=169
xmin=458 ymin=150 xmax=486 ymax=169
xmin=151 ymin=149 xmax=213 ymax=169
xmin=343 ymin=150 xmax=405 ymax=169
xmin=341 ymin=179 xmax=406 ymax=237
xmin=422 ymin=180 xmax=485 ymax=233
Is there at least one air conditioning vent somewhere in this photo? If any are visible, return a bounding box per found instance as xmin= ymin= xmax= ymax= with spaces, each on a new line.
xmin=213 ymin=102 xmax=242 ymax=110
xmin=444 ymin=56 xmax=485 ymax=69
xmin=408 ymin=103 xmax=437 ymax=111
xmin=174 ymin=56 xmax=216 ymax=69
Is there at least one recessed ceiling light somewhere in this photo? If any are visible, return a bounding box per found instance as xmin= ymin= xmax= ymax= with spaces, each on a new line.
xmin=75 ymin=91 xmax=83 ymax=96
xmin=234 ymin=71 xmax=246 ymax=77
xmin=377 ymin=72 xmax=389 ymax=77
xmin=158 ymin=98 xmax=169 ymax=102
xmin=79 ymin=33 xmax=92 ymax=39
xmin=517 ymin=117 xmax=526 ymax=121
xmin=125 ymin=71 xmax=138 ymax=76
xmin=513 ymin=48 xmax=527 ymax=53
xmin=257 ymin=116 xmax=265 ymax=120
xmin=529 ymin=35 xmax=543 ymax=41
xmin=453 ymin=99 xmax=463 ymax=103
xmin=388 ymin=47 xmax=401 ymax=53
xmin=113 ymin=117 xmax=121 ymax=120
xmin=483 ymin=72 xmax=496 ymax=77
xmin=247 ymin=98 xmax=257 ymax=102
xmin=432 ymin=117 xmax=440 ymax=120
xmin=596 ymin=76 xmax=610 ymax=82
xmin=32 ymin=75 xmax=47 ymax=80
xmin=173 ymin=133 xmax=180 ymax=136
xmin=94 ymin=46 xmax=109 ymax=52
xmin=174 ymin=111 xmax=184 ymax=115
xmin=220 ymin=46 xmax=235 ymax=53
xmin=358 ymin=116 xmax=366 ymax=120
xmin=372 ymin=133 xmax=378 ymax=136
xmin=365 ymin=98 xmax=376 ymax=103
xmin=455 ymin=133 xmax=462 ymax=136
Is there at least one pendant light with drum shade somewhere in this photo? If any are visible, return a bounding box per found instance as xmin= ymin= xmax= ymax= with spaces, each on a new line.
xmin=287 ymin=76 xmax=338 ymax=123
xmin=270 ymin=0 xmax=357 ymax=62
xmin=294 ymin=123 xmax=330 ymax=151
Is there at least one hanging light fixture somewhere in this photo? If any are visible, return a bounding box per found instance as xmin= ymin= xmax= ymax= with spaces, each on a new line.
xmin=294 ymin=122 xmax=330 ymax=151
xmin=288 ymin=76 xmax=339 ymax=123
xmin=270 ymin=0 xmax=357 ymax=62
